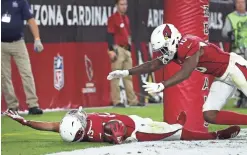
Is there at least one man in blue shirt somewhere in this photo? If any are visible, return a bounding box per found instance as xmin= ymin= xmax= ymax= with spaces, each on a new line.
xmin=1 ymin=0 xmax=43 ymax=114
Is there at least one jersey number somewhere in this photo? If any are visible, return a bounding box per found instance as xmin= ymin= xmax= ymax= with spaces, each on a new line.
xmin=88 ymin=129 xmax=94 ymax=138
xmin=179 ymin=38 xmax=187 ymax=45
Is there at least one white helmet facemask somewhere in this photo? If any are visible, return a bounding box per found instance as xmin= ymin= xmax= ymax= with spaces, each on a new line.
xmin=59 ymin=106 xmax=87 ymax=142
xmin=157 ymin=54 xmax=174 ymax=65
xmin=151 ymin=24 xmax=182 ymax=64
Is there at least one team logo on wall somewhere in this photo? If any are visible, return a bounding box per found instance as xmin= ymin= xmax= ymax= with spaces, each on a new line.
xmin=82 ymin=55 xmax=96 ymax=94
xmin=54 ymin=54 xmax=64 ymax=90
xmin=85 ymin=55 xmax=93 ymax=81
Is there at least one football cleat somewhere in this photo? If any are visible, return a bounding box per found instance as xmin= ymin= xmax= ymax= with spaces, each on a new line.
xmin=216 ymin=125 xmax=240 ymax=139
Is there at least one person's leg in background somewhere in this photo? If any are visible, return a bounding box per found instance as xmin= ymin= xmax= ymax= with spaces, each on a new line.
xmin=12 ymin=40 xmax=43 ymax=114
xmin=241 ymin=95 xmax=247 ymax=108
xmin=122 ymin=47 xmax=142 ymax=106
xmin=232 ymin=63 xmax=247 ymax=109
xmin=232 ymin=90 xmax=242 ymax=107
xmin=1 ymin=42 xmax=19 ymax=111
xmin=234 ymin=52 xmax=247 ymax=108
xmin=111 ymin=46 xmax=126 ymax=107
xmin=237 ymin=91 xmax=245 ymax=108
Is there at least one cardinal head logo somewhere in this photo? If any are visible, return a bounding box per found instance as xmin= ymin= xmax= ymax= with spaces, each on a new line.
xmin=84 ymin=55 xmax=93 ymax=81
xmin=163 ymin=24 xmax=172 ymax=40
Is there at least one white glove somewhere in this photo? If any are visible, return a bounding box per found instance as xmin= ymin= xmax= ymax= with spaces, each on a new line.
xmin=34 ymin=39 xmax=44 ymax=52
xmin=124 ymin=137 xmax=138 ymax=143
xmin=4 ymin=110 xmax=27 ymax=126
xmin=107 ymin=70 xmax=129 ymax=80
xmin=142 ymin=81 xmax=165 ymax=93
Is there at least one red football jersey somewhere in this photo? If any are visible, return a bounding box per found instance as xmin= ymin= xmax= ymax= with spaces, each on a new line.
xmin=81 ymin=113 xmax=182 ymax=142
xmin=176 ymin=34 xmax=230 ymax=77
xmin=83 ymin=113 xmax=135 ymax=142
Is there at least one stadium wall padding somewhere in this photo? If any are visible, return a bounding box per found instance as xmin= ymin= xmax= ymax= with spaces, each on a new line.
xmin=163 ymin=0 xmax=211 ymax=132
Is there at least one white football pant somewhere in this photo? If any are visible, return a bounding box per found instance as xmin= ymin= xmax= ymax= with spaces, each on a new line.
xmin=203 ymin=53 xmax=247 ymax=111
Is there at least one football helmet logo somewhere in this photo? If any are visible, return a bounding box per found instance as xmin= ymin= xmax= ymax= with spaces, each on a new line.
xmin=163 ymin=25 xmax=172 ymax=40
xmin=151 ymin=24 xmax=182 ymax=64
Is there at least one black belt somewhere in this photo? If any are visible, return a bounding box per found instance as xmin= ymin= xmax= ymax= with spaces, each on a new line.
xmin=1 ymin=37 xmax=22 ymax=43
xmin=119 ymin=45 xmax=130 ymax=50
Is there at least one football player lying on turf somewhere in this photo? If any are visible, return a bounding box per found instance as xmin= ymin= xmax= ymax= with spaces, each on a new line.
xmin=107 ymin=23 xmax=247 ymax=126
xmin=5 ymin=107 xmax=240 ymax=144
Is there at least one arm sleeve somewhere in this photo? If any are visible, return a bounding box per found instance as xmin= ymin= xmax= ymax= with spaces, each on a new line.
xmin=222 ymin=17 xmax=233 ymax=39
xmin=21 ymin=0 xmax=33 ymax=20
xmin=107 ymin=17 xmax=115 ymax=51
xmin=107 ymin=16 xmax=116 ymax=33
xmin=107 ymin=32 xmax=115 ymax=51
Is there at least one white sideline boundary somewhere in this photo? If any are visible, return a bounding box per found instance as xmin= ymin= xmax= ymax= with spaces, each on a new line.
xmin=1 ymin=104 xmax=160 ymax=115
xmin=47 ymin=129 xmax=247 ymax=155
xmin=1 ymin=106 xmax=115 ymax=115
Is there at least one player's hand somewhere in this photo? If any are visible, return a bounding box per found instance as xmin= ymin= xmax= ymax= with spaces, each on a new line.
xmin=124 ymin=137 xmax=138 ymax=143
xmin=108 ymin=51 xmax=117 ymax=62
xmin=104 ymin=120 xmax=126 ymax=144
xmin=4 ymin=110 xmax=28 ymax=126
xmin=34 ymin=38 xmax=44 ymax=52
xmin=107 ymin=70 xmax=129 ymax=80
xmin=142 ymin=81 xmax=165 ymax=93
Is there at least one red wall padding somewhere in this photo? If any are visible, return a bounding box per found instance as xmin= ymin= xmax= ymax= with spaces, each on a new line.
xmin=2 ymin=43 xmax=140 ymax=111
xmin=163 ymin=0 xmax=213 ymax=132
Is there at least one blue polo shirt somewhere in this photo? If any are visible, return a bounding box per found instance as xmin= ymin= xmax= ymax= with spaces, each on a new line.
xmin=1 ymin=0 xmax=33 ymax=42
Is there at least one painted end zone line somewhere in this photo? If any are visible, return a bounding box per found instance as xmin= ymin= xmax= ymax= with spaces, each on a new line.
xmin=47 ymin=129 xmax=247 ymax=155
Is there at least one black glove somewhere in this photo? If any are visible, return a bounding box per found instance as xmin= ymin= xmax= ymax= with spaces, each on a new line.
xmin=127 ymin=45 xmax=131 ymax=51
xmin=227 ymin=31 xmax=234 ymax=41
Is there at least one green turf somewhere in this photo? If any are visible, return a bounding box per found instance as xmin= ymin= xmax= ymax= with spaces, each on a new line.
xmin=1 ymin=104 xmax=247 ymax=155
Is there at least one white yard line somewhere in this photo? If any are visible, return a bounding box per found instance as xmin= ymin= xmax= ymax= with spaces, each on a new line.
xmin=48 ymin=129 xmax=247 ymax=155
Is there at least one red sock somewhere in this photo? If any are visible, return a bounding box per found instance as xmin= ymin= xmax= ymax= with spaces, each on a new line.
xmin=181 ymin=128 xmax=216 ymax=140
xmin=215 ymin=111 xmax=247 ymax=125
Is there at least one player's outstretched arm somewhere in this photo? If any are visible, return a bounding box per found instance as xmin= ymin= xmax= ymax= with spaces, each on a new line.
xmin=162 ymin=51 xmax=200 ymax=88
xmin=107 ymin=58 xmax=164 ymax=80
xmin=142 ymin=52 xmax=201 ymax=94
xmin=129 ymin=58 xmax=164 ymax=75
xmin=26 ymin=120 xmax=60 ymax=132
xmin=5 ymin=110 xmax=60 ymax=133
